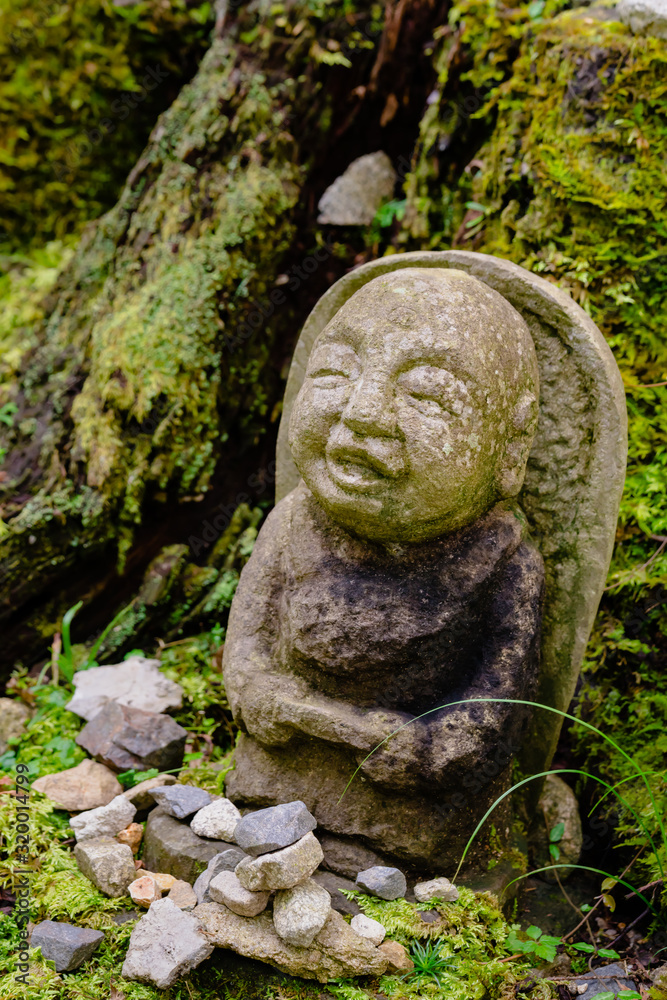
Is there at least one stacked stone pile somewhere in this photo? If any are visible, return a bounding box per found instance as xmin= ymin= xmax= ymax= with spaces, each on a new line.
xmin=28 ymin=656 xmax=458 ymax=983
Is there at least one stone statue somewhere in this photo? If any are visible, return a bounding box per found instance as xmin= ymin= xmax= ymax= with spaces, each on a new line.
xmin=223 ymin=251 xmax=626 ymax=876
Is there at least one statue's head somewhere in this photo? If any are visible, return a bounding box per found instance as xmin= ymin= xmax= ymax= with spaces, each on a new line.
xmin=289 ymin=268 xmax=539 ymax=543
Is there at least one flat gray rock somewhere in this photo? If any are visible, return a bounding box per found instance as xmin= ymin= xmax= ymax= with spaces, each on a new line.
xmin=234 ymin=800 xmax=316 ymax=856
xmin=413 ymin=877 xmax=459 ymax=903
xmin=273 ymin=878 xmax=331 ymax=947
xmin=70 ymin=794 xmax=136 ymax=841
xmin=616 ymin=0 xmax=667 ymax=37
xmin=32 ymin=759 xmax=122 ymax=812
xmin=356 ymin=865 xmax=406 ymax=900
xmin=121 ymin=898 xmax=213 ymax=988
xmin=74 ymin=837 xmax=136 ymax=897
xmin=143 ymin=807 xmax=232 ymax=883
xmin=76 ymin=701 xmax=187 ymax=773
xmin=67 ymin=656 xmax=183 ymax=721
xmin=31 ymin=920 xmax=104 ymax=972
xmin=317 ymin=152 xmax=396 ymax=225
xmin=123 ymin=773 xmax=177 ymax=817
xmin=575 ymin=962 xmax=638 ymax=997
xmin=196 ymin=901 xmax=388 ymax=982
xmin=190 ymin=797 xmax=241 ymax=840
xmin=149 ymin=785 xmax=212 ymax=819
xmin=193 ymin=848 xmax=248 ymax=904
xmin=236 ymin=831 xmax=323 ymax=891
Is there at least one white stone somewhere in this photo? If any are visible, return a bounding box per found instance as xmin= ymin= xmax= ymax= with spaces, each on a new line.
xmin=235 ymin=831 xmax=323 ymax=891
xmin=209 ymin=870 xmax=270 ymax=916
xmin=273 ymin=879 xmax=332 ymax=947
xmin=190 ymin=798 xmax=241 ymax=841
xmin=317 ymin=152 xmax=396 ymax=225
xmin=350 ymin=913 xmax=386 ymax=946
xmin=121 ymin=898 xmax=213 ymax=988
xmin=70 ymin=794 xmax=137 ymax=842
xmin=413 ymin=877 xmax=459 ymax=903
xmin=67 ymin=656 xmax=183 ymax=720
xmin=616 ymin=0 xmax=667 ymax=38
xmin=74 ymin=837 xmax=136 ymax=897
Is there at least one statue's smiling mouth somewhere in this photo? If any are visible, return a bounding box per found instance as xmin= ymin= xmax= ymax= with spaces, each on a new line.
xmin=326 ymin=442 xmax=405 ymax=492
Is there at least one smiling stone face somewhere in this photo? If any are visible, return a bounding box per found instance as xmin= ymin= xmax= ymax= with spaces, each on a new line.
xmin=289 ymin=267 xmax=539 ymax=543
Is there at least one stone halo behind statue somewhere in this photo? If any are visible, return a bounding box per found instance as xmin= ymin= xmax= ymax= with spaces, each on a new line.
xmin=222 ymin=250 xmax=626 ymax=878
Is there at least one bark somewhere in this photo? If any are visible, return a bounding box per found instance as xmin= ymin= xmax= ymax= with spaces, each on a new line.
xmin=0 ymin=0 xmax=446 ymax=675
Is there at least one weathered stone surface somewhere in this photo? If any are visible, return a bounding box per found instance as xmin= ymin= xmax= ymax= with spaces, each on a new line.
xmin=129 ymin=875 xmax=162 ymax=908
xmin=67 ymin=656 xmax=183 ymax=721
xmin=273 ymin=878 xmax=331 ymax=946
xmin=350 ymin=913 xmax=386 ymax=946
xmin=196 ymin=902 xmax=388 ymax=982
xmin=377 ymin=940 xmax=413 ymax=973
xmin=70 ymin=795 xmax=137 ymax=842
xmin=311 ymin=870 xmax=361 ymax=916
xmin=209 ymin=871 xmax=270 ymax=916
xmin=74 ymin=837 xmax=136 ymax=897
xmin=143 ymin=806 xmax=232 ymax=883
xmin=190 ymin=797 xmax=241 ymax=840
xmin=149 ymin=784 xmax=212 ymax=820
xmin=318 ymin=833 xmax=393 ymax=880
xmin=234 ymin=801 xmax=317 ymax=856
xmin=236 ymin=831 xmax=323 ymax=891
xmin=574 ymin=962 xmax=638 ymax=997
xmin=76 ymin=701 xmax=187 ymax=773
xmin=317 ymin=152 xmax=396 ymax=226
xmin=193 ymin=849 xmax=248 ymax=905
xmin=121 ymin=898 xmax=213 ymax=987
xmin=356 ymin=866 xmax=406 ymax=901
xmin=32 ymin=760 xmax=122 ymax=811
xmin=143 ymin=871 xmax=177 ymax=892
xmin=0 ymin=698 xmax=31 ymax=754
xmin=616 ymin=0 xmax=667 ymax=37
xmin=267 ymin=250 xmax=626 ymax=868
xmin=123 ymin=773 xmax=177 ymax=814
xmin=116 ymin=822 xmax=143 ymax=854
xmin=31 ymin=920 xmax=104 ymax=972
xmin=413 ymin=877 xmax=459 ymax=903
xmin=168 ymin=880 xmax=197 ymax=910
xmin=537 ymin=774 xmax=583 ymax=872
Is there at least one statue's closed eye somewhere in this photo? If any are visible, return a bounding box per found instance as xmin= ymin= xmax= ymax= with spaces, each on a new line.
xmin=308 ymin=344 xmax=360 ymax=385
xmin=398 ymin=365 xmax=468 ymax=417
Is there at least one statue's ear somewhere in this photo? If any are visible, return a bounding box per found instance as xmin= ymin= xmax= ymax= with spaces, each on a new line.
xmin=496 ymin=391 xmax=538 ymax=498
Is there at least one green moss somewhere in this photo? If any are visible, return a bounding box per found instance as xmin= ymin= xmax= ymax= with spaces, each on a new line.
xmin=0 ymin=0 xmax=213 ymax=249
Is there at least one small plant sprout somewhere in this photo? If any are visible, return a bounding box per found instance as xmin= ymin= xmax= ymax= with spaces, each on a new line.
xmin=408 ymin=939 xmax=454 ymax=984
xmin=549 ymin=821 xmax=565 ymax=861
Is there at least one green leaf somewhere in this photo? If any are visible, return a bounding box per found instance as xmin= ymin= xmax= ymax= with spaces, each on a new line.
xmin=598 ymin=948 xmax=621 ymax=960
xmin=534 ymin=941 xmax=557 ymax=962
xmin=526 ymin=925 xmax=542 ymax=940
xmin=527 ymin=0 xmax=546 ymax=18
xmin=571 ymin=942 xmax=596 ymax=953
xmin=601 ymin=877 xmax=617 ymax=892
xmin=550 ymin=843 xmax=561 ymax=860
xmin=550 ymin=822 xmax=565 ymax=843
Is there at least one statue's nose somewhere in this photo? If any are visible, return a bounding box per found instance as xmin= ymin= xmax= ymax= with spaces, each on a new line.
xmin=341 ymin=376 xmax=398 ymax=438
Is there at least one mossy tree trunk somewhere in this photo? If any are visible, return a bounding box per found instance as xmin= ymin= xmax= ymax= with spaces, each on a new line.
xmin=0 ymin=0 xmax=446 ymax=674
